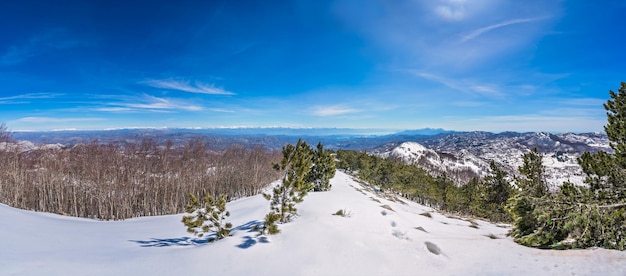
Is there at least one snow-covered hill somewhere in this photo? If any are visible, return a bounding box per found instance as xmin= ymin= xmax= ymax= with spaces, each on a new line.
xmin=2 ymin=171 xmax=624 ymax=275
xmin=380 ymin=132 xmax=610 ymax=188
xmin=381 ymin=142 xmax=487 ymax=185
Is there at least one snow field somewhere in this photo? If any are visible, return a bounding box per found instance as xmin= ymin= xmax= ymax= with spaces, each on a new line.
xmin=1 ymin=171 xmax=625 ymax=275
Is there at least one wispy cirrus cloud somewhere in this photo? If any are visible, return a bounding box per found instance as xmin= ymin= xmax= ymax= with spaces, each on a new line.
xmin=95 ymin=94 xmax=204 ymax=113
xmin=461 ymin=17 xmax=548 ymax=42
xmin=0 ymin=93 xmax=63 ymax=104
xmin=333 ymin=0 xmax=559 ymax=70
xmin=207 ymin=108 xmax=235 ymax=113
xmin=144 ymin=79 xmax=235 ymax=95
xmin=13 ymin=117 xmax=103 ymax=123
xmin=310 ymin=105 xmax=360 ymax=117
xmin=414 ymin=72 xmax=503 ymax=96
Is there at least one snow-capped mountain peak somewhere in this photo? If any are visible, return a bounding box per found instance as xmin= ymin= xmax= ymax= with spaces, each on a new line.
xmin=379 ymin=132 xmax=611 ymax=188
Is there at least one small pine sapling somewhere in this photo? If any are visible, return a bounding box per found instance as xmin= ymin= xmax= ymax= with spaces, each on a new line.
xmin=182 ymin=193 xmax=233 ymax=241
xmin=260 ymin=210 xmax=281 ymax=235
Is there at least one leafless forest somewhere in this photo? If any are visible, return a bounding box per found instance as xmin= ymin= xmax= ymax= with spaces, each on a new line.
xmin=0 ymin=127 xmax=281 ymax=220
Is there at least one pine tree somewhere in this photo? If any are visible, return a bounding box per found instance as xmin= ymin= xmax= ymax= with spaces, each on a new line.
xmin=506 ymin=149 xmax=551 ymax=246
xmin=604 ymin=82 xmax=626 ymax=167
xmin=507 ymin=82 xmax=626 ymax=250
xmin=473 ymin=161 xmax=514 ymax=222
xmin=308 ymin=142 xmax=336 ymax=192
xmin=182 ymin=193 xmax=233 ymax=241
xmin=579 ymin=82 xmax=626 ymax=199
xmin=262 ymin=139 xmax=314 ymax=234
xmin=516 ymin=148 xmax=548 ymax=197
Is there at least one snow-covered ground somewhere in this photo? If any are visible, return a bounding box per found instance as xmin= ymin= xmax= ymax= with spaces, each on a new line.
xmin=2 ymin=171 xmax=625 ymax=275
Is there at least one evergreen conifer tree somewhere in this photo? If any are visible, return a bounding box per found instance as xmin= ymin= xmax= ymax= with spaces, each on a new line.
xmin=604 ymin=82 xmax=626 ymax=168
xmin=506 ymin=149 xmax=551 ymax=246
xmin=473 ymin=160 xmax=514 ymax=222
xmin=507 ymin=82 xmax=626 ymax=250
xmin=262 ymin=139 xmax=314 ymax=234
xmin=308 ymin=142 xmax=336 ymax=191
xmin=182 ymin=194 xmax=233 ymax=241
xmin=516 ymin=148 xmax=548 ymax=198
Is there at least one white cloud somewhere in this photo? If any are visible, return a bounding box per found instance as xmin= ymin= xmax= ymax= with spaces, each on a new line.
xmin=333 ymin=0 xmax=560 ymax=70
xmin=13 ymin=117 xmax=103 ymax=123
xmin=311 ymin=105 xmax=360 ymax=117
xmin=434 ymin=0 xmax=468 ymax=21
xmin=0 ymin=93 xmax=63 ymax=104
xmin=94 ymin=107 xmax=133 ymax=112
xmin=208 ymin=108 xmax=235 ymax=113
xmin=144 ymin=79 xmax=235 ymax=95
xmin=461 ymin=17 xmax=548 ymax=42
xmin=96 ymin=94 xmax=204 ymax=113
xmin=413 ymin=71 xmax=503 ymax=96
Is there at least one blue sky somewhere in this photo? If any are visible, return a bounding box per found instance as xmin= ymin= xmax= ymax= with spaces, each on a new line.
xmin=1 ymin=0 xmax=625 ymax=132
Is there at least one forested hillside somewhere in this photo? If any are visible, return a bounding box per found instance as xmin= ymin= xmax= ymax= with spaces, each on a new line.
xmin=0 ymin=129 xmax=281 ymax=220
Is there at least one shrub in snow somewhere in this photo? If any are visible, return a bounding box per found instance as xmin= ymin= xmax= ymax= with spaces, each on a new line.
xmin=262 ymin=139 xmax=314 ymax=234
xmin=182 ymin=194 xmax=232 ymax=241
xmin=333 ymin=209 xmax=352 ymax=217
xmin=419 ymin=212 xmax=431 ymax=218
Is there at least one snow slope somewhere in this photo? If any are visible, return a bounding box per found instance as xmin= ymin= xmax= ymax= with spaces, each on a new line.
xmin=2 ymin=171 xmax=625 ymax=275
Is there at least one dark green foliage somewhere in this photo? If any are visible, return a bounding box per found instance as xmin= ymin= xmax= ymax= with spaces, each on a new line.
xmin=508 ymin=183 xmax=626 ymax=250
xmin=469 ymin=161 xmax=515 ymax=222
xmin=333 ymin=208 xmax=352 ymax=217
xmin=604 ymin=82 xmax=626 ymax=167
xmin=507 ymin=82 xmax=626 ymax=251
xmin=516 ymin=148 xmax=548 ymax=198
xmin=308 ymin=142 xmax=336 ymax=191
xmin=182 ymin=193 xmax=233 ymax=241
xmin=261 ymin=212 xmax=281 ymax=235
xmin=335 ymin=149 xmax=515 ymax=222
xmin=262 ymin=139 xmax=336 ymax=234
xmin=579 ymin=150 xmax=626 ymax=200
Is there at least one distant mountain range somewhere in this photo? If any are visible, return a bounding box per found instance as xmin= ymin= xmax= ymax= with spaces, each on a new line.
xmin=10 ymin=127 xmax=452 ymax=150
xmin=8 ymin=128 xmax=610 ymax=187
xmin=377 ymin=131 xmax=610 ymax=188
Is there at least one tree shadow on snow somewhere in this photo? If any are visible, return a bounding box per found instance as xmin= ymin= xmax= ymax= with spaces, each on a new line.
xmin=130 ymin=236 xmax=212 ymax=247
xmin=233 ymin=220 xmax=264 ymax=232
xmin=130 ymin=220 xmax=265 ymax=248
xmin=234 ymin=220 xmax=268 ymax=249
xmin=237 ymin=235 xmax=269 ymax=249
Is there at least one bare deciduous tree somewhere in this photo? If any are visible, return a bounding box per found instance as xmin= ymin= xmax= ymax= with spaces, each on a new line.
xmin=0 ymin=136 xmax=281 ymax=220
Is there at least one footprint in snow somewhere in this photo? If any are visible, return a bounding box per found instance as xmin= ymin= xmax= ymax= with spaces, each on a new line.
xmin=424 ymin=241 xmax=442 ymax=255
